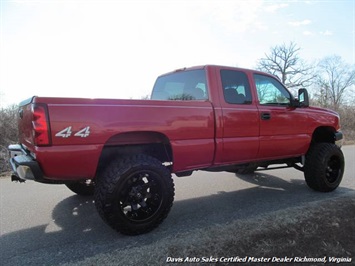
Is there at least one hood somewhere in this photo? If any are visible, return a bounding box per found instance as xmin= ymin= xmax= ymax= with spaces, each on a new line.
xmin=308 ymin=106 xmax=340 ymax=117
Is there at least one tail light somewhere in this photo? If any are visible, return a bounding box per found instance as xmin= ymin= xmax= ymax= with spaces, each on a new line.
xmin=32 ymin=104 xmax=51 ymax=146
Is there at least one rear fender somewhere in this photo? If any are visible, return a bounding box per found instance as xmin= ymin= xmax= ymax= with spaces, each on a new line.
xmin=98 ymin=131 xmax=173 ymax=172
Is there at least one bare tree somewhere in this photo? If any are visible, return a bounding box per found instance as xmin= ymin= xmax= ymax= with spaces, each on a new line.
xmin=315 ymin=55 xmax=355 ymax=110
xmin=257 ymin=42 xmax=315 ymax=89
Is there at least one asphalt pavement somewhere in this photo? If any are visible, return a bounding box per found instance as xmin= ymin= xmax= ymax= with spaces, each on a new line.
xmin=0 ymin=145 xmax=354 ymax=265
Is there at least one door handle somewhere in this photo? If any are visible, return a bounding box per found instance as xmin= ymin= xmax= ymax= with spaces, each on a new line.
xmin=261 ymin=112 xmax=271 ymax=120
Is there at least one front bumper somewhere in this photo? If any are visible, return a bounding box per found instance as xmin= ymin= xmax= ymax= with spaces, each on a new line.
xmin=8 ymin=144 xmax=44 ymax=182
xmin=335 ymin=131 xmax=343 ymax=148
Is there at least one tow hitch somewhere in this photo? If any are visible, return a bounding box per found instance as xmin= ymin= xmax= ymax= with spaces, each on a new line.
xmin=11 ymin=174 xmax=26 ymax=183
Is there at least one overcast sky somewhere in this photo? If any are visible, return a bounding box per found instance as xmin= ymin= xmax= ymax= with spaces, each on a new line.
xmin=0 ymin=0 xmax=354 ymax=107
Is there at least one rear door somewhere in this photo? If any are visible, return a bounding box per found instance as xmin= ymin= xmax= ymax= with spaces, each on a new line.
xmin=253 ymin=73 xmax=310 ymax=159
xmin=217 ymin=68 xmax=260 ymax=164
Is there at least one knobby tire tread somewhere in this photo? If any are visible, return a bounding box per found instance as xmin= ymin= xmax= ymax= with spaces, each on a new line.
xmin=94 ymin=154 xmax=174 ymax=235
xmin=304 ymin=143 xmax=344 ymax=192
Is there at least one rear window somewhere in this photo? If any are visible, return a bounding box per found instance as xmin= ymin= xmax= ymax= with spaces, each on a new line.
xmin=151 ymin=69 xmax=208 ymax=100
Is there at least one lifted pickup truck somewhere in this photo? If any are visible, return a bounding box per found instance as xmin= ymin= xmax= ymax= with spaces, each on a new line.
xmin=9 ymin=65 xmax=344 ymax=235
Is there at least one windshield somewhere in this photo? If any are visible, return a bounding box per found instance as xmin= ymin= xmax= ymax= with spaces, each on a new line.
xmin=151 ymin=69 xmax=208 ymax=100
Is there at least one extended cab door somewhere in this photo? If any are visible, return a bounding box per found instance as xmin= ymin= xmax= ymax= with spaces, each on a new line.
xmin=215 ymin=68 xmax=259 ymax=164
xmin=253 ymin=73 xmax=310 ymax=159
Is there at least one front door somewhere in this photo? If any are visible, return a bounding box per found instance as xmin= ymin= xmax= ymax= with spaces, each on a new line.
xmin=253 ymin=74 xmax=310 ymax=160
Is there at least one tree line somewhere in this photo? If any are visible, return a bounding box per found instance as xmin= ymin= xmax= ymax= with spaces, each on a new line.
xmin=257 ymin=42 xmax=355 ymax=111
xmin=0 ymin=104 xmax=18 ymax=173
xmin=1 ymin=42 xmax=354 ymax=172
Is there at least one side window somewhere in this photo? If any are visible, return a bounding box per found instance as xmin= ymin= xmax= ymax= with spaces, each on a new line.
xmin=221 ymin=70 xmax=252 ymax=104
xmin=254 ymin=74 xmax=291 ymax=105
xmin=151 ymin=70 xmax=208 ymax=100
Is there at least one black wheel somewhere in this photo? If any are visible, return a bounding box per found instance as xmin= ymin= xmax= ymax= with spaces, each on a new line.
xmin=94 ymin=154 xmax=174 ymax=235
xmin=304 ymin=143 xmax=344 ymax=192
xmin=66 ymin=180 xmax=94 ymax=196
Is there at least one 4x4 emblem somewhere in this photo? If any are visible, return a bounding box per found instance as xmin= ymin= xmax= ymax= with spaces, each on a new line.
xmin=55 ymin=126 xmax=90 ymax=138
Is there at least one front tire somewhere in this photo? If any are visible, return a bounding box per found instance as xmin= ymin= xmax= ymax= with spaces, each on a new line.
xmin=94 ymin=154 xmax=175 ymax=235
xmin=304 ymin=143 xmax=344 ymax=192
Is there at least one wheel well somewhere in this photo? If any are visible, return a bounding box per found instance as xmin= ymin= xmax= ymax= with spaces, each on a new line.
xmin=311 ymin=126 xmax=336 ymax=144
xmin=97 ymin=131 xmax=173 ymax=173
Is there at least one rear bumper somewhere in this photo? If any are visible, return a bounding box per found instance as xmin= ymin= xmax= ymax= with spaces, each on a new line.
xmin=8 ymin=143 xmax=101 ymax=183
xmin=8 ymin=144 xmax=44 ymax=182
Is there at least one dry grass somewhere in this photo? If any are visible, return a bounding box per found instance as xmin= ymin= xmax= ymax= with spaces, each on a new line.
xmin=0 ymin=171 xmax=11 ymax=178
xmin=63 ymin=193 xmax=355 ymax=266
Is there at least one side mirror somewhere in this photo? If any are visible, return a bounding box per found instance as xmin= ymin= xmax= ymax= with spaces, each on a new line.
xmin=298 ymin=88 xmax=309 ymax=107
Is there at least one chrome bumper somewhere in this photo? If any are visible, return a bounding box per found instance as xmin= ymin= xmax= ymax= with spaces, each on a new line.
xmin=335 ymin=131 xmax=343 ymax=148
xmin=8 ymin=144 xmax=43 ymax=182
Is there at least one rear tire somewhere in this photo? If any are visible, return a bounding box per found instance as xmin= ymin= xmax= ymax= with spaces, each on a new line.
xmin=94 ymin=154 xmax=174 ymax=235
xmin=304 ymin=143 xmax=344 ymax=192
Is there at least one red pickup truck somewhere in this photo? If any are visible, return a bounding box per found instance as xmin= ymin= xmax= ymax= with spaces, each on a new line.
xmin=9 ymin=65 xmax=344 ymax=235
